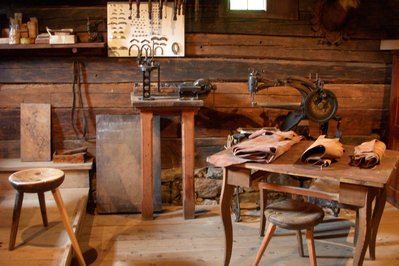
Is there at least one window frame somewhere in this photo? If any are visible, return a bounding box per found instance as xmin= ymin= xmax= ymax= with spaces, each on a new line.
xmin=222 ymin=0 xmax=299 ymax=20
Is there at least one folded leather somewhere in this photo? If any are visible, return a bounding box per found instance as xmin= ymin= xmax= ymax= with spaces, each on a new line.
xmin=301 ymin=135 xmax=344 ymax=166
xmin=349 ymin=139 xmax=386 ymax=168
xmin=207 ymin=130 xmax=303 ymax=167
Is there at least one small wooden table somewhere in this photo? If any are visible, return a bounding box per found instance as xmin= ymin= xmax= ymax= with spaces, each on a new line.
xmin=133 ymin=97 xmax=203 ymax=220
xmin=209 ymin=141 xmax=399 ymax=266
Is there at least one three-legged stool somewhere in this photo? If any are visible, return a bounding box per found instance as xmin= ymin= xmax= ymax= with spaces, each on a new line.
xmin=253 ymin=199 xmax=324 ymax=266
xmin=8 ymin=168 xmax=86 ymax=266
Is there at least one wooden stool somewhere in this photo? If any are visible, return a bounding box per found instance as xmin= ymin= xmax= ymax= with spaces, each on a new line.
xmin=8 ymin=168 xmax=86 ymax=266
xmin=253 ymin=200 xmax=324 ymax=266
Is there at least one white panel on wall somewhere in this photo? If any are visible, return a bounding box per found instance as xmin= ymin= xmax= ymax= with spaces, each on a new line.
xmin=107 ymin=1 xmax=185 ymax=57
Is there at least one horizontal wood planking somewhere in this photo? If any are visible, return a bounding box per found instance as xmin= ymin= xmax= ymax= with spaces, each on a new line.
xmin=185 ymin=34 xmax=392 ymax=63
xmin=0 ymin=82 xmax=387 ymax=139
xmin=0 ymin=57 xmax=391 ymax=84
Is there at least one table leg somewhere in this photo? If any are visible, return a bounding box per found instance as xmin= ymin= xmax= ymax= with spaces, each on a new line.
xmin=259 ymin=187 xmax=267 ymax=237
xmin=141 ymin=111 xmax=154 ymax=220
xmin=182 ymin=110 xmax=195 ymax=219
xmin=353 ymin=189 xmax=373 ymax=266
xmin=220 ymin=168 xmax=235 ymax=266
xmin=369 ymin=187 xmax=387 ymax=260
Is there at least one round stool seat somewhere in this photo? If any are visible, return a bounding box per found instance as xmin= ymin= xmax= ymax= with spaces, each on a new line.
xmin=9 ymin=168 xmax=65 ymax=193
xmin=265 ymin=200 xmax=324 ymax=230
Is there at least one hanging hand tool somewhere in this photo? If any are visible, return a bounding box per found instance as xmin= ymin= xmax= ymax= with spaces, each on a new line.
xmin=128 ymin=0 xmax=133 ymax=19
xmin=136 ymin=0 xmax=140 ymax=18
xmin=148 ymin=0 xmax=152 ymax=20
xmin=182 ymin=0 xmax=186 ymax=15
xmin=178 ymin=0 xmax=182 ymax=15
xmin=159 ymin=0 xmax=164 ymax=19
xmin=195 ymin=0 xmax=199 ymax=21
xmin=173 ymin=0 xmax=178 ymax=20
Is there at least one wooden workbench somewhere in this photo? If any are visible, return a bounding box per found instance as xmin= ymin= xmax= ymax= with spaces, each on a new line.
xmin=132 ymin=96 xmax=203 ymax=219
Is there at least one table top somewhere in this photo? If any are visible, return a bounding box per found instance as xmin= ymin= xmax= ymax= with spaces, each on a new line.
xmin=132 ymin=95 xmax=203 ymax=109
xmin=214 ymin=141 xmax=399 ymax=188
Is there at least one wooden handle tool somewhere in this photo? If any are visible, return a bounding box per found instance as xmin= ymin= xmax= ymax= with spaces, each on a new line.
xmin=195 ymin=0 xmax=199 ymax=21
xmin=182 ymin=0 xmax=186 ymax=16
xmin=159 ymin=0 xmax=164 ymax=19
xmin=136 ymin=0 xmax=140 ymax=18
xmin=128 ymin=0 xmax=133 ymax=19
xmin=173 ymin=0 xmax=178 ymax=20
xmin=148 ymin=0 xmax=152 ymax=20
xmin=178 ymin=0 xmax=182 ymax=15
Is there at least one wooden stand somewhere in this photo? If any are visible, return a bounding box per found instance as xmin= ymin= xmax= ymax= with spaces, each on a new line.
xmin=133 ymin=97 xmax=203 ymax=220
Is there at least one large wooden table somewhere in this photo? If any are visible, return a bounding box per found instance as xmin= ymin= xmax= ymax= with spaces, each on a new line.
xmin=211 ymin=141 xmax=399 ymax=266
xmin=133 ymin=97 xmax=203 ymax=220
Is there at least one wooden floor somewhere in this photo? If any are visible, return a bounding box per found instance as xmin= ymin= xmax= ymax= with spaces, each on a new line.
xmin=78 ymin=203 xmax=399 ymax=266
xmin=1 ymin=188 xmax=399 ymax=266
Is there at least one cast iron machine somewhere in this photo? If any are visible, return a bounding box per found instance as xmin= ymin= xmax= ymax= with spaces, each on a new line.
xmin=134 ymin=42 xmax=215 ymax=100
xmin=248 ymin=69 xmax=340 ymax=136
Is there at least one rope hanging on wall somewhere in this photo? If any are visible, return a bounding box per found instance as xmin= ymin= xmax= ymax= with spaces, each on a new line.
xmin=71 ymin=60 xmax=88 ymax=140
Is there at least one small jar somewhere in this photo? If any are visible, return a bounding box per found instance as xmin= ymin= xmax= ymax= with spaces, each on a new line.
xmin=9 ymin=23 xmax=20 ymax=44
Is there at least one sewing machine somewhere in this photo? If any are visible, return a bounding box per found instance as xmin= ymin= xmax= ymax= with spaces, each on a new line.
xmin=248 ymin=69 xmax=340 ymax=136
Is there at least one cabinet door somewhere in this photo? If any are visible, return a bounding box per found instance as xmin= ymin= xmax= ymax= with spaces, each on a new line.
xmin=388 ymin=54 xmax=399 ymax=208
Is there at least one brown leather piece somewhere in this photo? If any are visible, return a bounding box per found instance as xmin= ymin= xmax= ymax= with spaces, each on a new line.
xmin=207 ymin=130 xmax=303 ymax=167
xmin=350 ymin=139 xmax=386 ymax=168
xmin=301 ymin=135 xmax=344 ymax=166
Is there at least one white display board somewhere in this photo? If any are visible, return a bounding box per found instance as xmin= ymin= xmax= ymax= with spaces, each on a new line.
xmin=107 ymin=1 xmax=185 ymax=57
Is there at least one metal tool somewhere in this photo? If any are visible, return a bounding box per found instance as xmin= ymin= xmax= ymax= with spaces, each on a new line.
xmin=136 ymin=45 xmax=160 ymax=99
xmin=178 ymin=79 xmax=215 ymax=99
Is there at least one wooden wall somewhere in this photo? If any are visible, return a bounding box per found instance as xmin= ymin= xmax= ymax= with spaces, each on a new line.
xmin=0 ymin=0 xmax=398 ymax=169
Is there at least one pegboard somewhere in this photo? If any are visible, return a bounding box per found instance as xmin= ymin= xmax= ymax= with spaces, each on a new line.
xmin=107 ymin=1 xmax=185 ymax=57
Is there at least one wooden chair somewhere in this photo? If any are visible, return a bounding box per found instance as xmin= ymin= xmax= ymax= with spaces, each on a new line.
xmin=253 ymin=199 xmax=324 ymax=266
xmin=8 ymin=168 xmax=86 ymax=266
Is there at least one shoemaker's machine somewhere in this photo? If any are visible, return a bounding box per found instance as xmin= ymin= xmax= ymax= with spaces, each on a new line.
xmin=248 ymin=69 xmax=341 ymax=136
xmin=135 ymin=45 xmax=214 ymax=100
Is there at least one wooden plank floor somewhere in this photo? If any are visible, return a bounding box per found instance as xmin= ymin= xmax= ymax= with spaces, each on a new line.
xmin=78 ymin=203 xmax=399 ymax=266
xmin=0 ymin=188 xmax=88 ymax=266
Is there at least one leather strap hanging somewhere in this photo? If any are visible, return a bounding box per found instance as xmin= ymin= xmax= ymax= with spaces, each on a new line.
xmin=71 ymin=60 xmax=88 ymax=140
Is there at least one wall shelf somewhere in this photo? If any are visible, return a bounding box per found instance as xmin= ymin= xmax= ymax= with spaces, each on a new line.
xmin=0 ymin=42 xmax=106 ymax=53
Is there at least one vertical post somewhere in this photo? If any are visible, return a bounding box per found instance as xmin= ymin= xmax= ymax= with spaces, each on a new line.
xmin=141 ymin=111 xmax=154 ymax=219
xmin=181 ymin=110 xmax=195 ymax=219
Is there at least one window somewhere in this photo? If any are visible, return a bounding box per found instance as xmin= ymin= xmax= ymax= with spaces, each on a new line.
xmin=230 ymin=0 xmax=267 ymax=11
